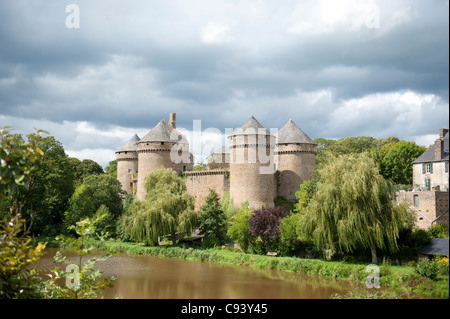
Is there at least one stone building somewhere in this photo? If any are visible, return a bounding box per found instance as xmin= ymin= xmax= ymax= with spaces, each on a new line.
xmin=116 ymin=113 xmax=317 ymax=210
xmin=397 ymin=128 xmax=449 ymax=231
xmin=412 ymin=128 xmax=449 ymax=191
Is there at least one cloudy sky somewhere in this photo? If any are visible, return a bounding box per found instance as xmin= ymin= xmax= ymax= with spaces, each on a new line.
xmin=0 ymin=0 xmax=448 ymax=167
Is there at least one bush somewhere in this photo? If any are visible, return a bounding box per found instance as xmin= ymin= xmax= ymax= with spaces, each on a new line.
xmin=408 ymin=229 xmax=433 ymax=250
xmin=428 ymin=223 xmax=449 ymax=239
xmin=227 ymin=207 xmax=253 ymax=252
xmin=414 ymin=258 xmax=439 ymax=280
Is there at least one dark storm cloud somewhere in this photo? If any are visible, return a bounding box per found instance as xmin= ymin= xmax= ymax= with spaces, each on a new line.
xmin=0 ymin=0 xmax=448 ymax=167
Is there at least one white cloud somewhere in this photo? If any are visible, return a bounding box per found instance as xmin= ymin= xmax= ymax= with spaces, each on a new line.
xmin=200 ymin=21 xmax=233 ymax=44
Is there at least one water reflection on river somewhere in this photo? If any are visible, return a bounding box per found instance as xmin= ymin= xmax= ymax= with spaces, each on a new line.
xmin=32 ymin=248 xmax=360 ymax=299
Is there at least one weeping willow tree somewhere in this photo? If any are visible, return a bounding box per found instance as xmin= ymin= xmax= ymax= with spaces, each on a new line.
xmin=300 ymin=153 xmax=409 ymax=264
xmin=118 ymin=168 xmax=197 ymax=246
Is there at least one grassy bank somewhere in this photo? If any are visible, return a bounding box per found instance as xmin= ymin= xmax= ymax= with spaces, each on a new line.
xmin=40 ymin=237 xmax=448 ymax=299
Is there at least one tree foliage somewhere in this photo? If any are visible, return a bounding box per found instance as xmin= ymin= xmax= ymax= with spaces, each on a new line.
xmin=118 ymin=168 xmax=197 ymax=246
xmin=0 ymin=126 xmax=47 ymax=298
xmin=197 ymin=189 xmax=228 ymax=245
xmin=226 ymin=206 xmax=253 ymax=252
xmin=248 ymin=206 xmax=289 ymax=245
xmin=40 ymin=214 xmax=116 ymax=299
xmin=69 ymin=158 xmax=104 ymax=186
xmin=300 ymin=153 xmax=410 ymax=263
xmin=104 ymin=160 xmax=117 ymax=177
xmin=14 ymin=136 xmax=75 ymax=235
xmin=64 ymin=174 xmax=124 ymax=233
xmin=380 ymin=141 xmax=427 ymax=185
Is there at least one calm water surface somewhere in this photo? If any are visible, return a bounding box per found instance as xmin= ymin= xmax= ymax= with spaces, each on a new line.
xmin=32 ymin=248 xmax=361 ymax=299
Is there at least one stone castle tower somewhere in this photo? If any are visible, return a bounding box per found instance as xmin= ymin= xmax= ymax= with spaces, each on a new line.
xmin=116 ymin=114 xmax=317 ymax=209
xmin=228 ymin=116 xmax=277 ymax=209
xmin=115 ymin=133 xmax=140 ymax=194
xmin=275 ymin=119 xmax=317 ymax=201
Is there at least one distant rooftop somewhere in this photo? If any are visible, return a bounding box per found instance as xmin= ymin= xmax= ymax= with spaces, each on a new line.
xmin=418 ymin=238 xmax=449 ymax=257
xmin=413 ymin=131 xmax=449 ymax=164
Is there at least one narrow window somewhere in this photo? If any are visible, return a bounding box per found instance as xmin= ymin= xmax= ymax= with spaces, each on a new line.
xmin=445 ymin=161 xmax=448 ymax=173
xmin=413 ymin=195 xmax=419 ymax=207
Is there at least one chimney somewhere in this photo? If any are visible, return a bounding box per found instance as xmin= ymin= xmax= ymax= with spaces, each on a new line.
xmin=439 ymin=128 xmax=449 ymax=139
xmin=169 ymin=113 xmax=176 ymax=129
xmin=435 ymin=137 xmax=444 ymax=160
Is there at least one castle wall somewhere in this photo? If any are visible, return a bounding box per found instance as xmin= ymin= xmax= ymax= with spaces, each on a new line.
xmin=228 ymin=134 xmax=276 ymax=210
xmin=276 ymin=143 xmax=317 ymax=201
xmin=184 ymin=170 xmax=230 ymax=210
xmin=116 ymin=151 xmax=138 ymax=194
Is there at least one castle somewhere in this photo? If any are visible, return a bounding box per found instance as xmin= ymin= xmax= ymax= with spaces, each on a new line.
xmin=116 ymin=113 xmax=317 ymax=210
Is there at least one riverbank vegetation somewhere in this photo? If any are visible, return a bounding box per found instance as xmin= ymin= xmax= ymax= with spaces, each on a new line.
xmin=1 ymin=127 xmax=448 ymax=299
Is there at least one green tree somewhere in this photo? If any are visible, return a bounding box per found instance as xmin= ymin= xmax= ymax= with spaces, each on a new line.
xmin=381 ymin=141 xmax=427 ymax=185
xmin=14 ymin=136 xmax=75 ymax=235
xmin=105 ymin=160 xmax=117 ymax=177
xmin=64 ymin=174 xmax=124 ymax=233
xmin=278 ymin=213 xmax=303 ymax=256
xmin=300 ymin=153 xmax=410 ymax=264
xmin=69 ymin=158 xmax=104 ymax=186
xmin=193 ymin=161 xmax=208 ymax=171
xmin=118 ymin=168 xmax=197 ymax=246
xmin=197 ymin=188 xmax=228 ymax=246
xmin=227 ymin=206 xmax=253 ymax=252
xmin=0 ymin=126 xmax=47 ymax=298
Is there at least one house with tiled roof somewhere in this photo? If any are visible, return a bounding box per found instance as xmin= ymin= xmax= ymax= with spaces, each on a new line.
xmin=397 ymin=128 xmax=449 ymax=231
xmin=412 ymin=128 xmax=449 ymax=191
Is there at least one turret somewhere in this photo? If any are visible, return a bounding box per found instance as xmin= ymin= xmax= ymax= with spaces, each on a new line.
xmin=136 ymin=120 xmax=190 ymax=200
xmin=116 ymin=134 xmax=140 ymax=194
xmin=228 ymin=116 xmax=276 ymax=209
xmin=275 ymin=119 xmax=317 ymax=201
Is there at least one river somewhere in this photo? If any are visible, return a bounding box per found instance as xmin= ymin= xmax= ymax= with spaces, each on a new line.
xmin=31 ymin=248 xmax=362 ymax=299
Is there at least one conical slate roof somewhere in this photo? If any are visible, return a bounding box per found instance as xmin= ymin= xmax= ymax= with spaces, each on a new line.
xmin=230 ymin=116 xmax=272 ymax=136
xmin=276 ymin=119 xmax=315 ymax=144
xmin=116 ymin=133 xmax=140 ymax=152
xmin=139 ymin=120 xmax=188 ymax=144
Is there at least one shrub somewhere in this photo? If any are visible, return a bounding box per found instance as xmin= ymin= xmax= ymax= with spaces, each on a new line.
xmin=414 ymin=258 xmax=439 ymax=280
xmin=428 ymin=223 xmax=449 ymax=239
xmin=408 ymin=229 xmax=433 ymax=250
xmin=248 ymin=206 xmax=288 ymax=251
xmin=227 ymin=207 xmax=253 ymax=252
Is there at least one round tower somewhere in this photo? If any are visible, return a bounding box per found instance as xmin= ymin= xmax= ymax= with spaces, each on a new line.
xmin=116 ymin=134 xmax=140 ymax=194
xmin=275 ymin=119 xmax=317 ymax=202
xmin=136 ymin=119 xmax=190 ymax=200
xmin=228 ymin=116 xmax=276 ymax=210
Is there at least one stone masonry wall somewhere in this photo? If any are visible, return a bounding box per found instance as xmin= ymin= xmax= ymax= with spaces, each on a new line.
xmin=275 ymin=143 xmax=317 ymax=201
xmin=116 ymin=151 xmax=138 ymax=194
xmin=185 ymin=170 xmax=230 ymax=210
xmin=228 ymin=134 xmax=276 ymax=210
xmin=397 ymin=191 xmax=449 ymax=230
